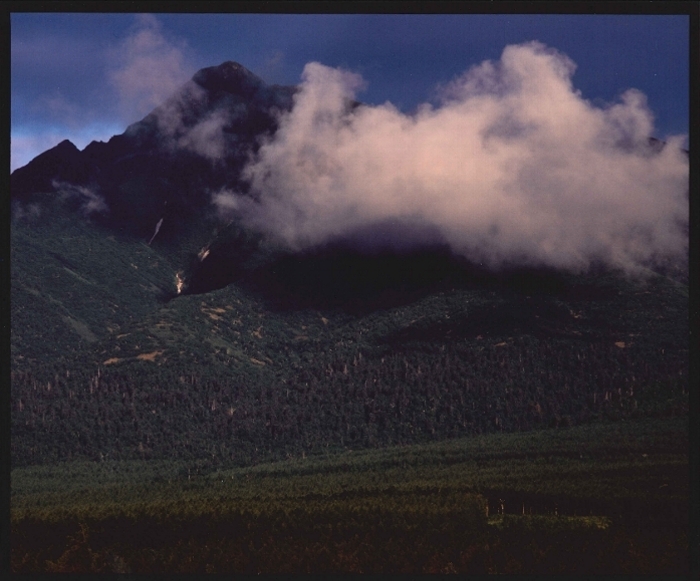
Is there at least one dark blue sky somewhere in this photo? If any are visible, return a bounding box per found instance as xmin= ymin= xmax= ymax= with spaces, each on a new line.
xmin=11 ymin=12 xmax=689 ymax=171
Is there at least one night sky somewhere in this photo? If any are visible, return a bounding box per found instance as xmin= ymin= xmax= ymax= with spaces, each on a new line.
xmin=10 ymin=12 xmax=689 ymax=172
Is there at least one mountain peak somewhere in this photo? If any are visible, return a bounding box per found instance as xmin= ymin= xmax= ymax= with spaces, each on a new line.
xmin=57 ymin=138 xmax=78 ymax=148
xmin=213 ymin=60 xmax=253 ymax=74
xmin=192 ymin=60 xmax=264 ymax=96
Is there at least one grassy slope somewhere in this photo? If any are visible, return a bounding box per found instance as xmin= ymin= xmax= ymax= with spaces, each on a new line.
xmin=11 ymin=417 xmax=689 ymax=573
xmin=11 ymin=416 xmax=688 ymax=520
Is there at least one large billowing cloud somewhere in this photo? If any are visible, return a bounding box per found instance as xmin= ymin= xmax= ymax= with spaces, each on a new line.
xmin=215 ymin=41 xmax=688 ymax=275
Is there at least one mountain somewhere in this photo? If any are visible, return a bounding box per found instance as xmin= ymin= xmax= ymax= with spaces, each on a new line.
xmin=10 ymin=62 xmax=689 ymax=469
xmin=12 ymin=61 xmax=296 ymax=240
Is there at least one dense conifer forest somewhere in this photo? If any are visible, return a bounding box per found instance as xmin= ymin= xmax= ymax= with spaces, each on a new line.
xmin=11 ymin=194 xmax=688 ymax=467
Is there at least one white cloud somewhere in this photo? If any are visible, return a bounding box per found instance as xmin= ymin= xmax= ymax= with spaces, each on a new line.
xmin=215 ymin=42 xmax=688 ymax=275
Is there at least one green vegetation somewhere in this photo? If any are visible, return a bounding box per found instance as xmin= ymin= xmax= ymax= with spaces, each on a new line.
xmin=11 ymin=194 xmax=689 ymax=573
xmin=11 ymin=418 xmax=689 ymax=573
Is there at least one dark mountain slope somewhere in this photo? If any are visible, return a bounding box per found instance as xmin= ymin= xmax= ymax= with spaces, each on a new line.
xmin=10 ymin=139 xmax=97 ymax=197
xmin=11 ymin=62 xmax=296 ymax=240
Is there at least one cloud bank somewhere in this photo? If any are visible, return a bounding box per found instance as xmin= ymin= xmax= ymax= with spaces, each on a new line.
xmin=215 ymin=41 xmax=688 ymax=275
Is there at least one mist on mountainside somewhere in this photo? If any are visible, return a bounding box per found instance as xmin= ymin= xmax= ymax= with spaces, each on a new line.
xmin=214 ymin=42 xmax=688 ymax=278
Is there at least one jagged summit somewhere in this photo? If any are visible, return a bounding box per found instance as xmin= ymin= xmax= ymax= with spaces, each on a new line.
xmin=192 ymin=61 xmax=265 ymax=97
xmin=10 ymin=138 xmax=94 ymax=198
xmin=54 ymin=139 xmax=79 ymax=151
xmin=30 ymin=138 xmax=79 ymax=159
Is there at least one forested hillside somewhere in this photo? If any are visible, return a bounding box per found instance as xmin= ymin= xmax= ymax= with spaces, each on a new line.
xmin=11 ymin=192 xmax=688 ymax=467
